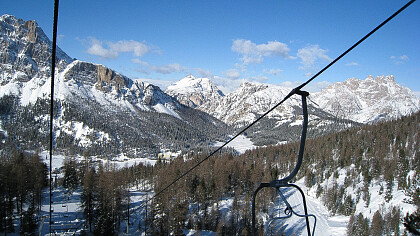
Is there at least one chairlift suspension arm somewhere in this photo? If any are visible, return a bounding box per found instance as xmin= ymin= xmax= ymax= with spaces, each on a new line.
xmin=273 ymin=89 xmax=308 ymax=185
xmin=252 ymin=90 xmax=312 ymax=236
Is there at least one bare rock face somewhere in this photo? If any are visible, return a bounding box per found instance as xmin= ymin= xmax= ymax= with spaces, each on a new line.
xmin=0 ymin=14 xmax=72 ymax=84
xmin=96 ymin=65 xmax=122 ymax=92
xmin=24 ymin=20 xmax=38 ymax=43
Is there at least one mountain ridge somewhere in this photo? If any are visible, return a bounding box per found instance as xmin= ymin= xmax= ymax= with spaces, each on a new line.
xmin=168 ymin=74 xmax=420 ymax=125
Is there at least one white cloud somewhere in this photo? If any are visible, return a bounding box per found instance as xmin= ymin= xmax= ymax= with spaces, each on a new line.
xmin=86 ymin=37 xmax=152 ymax=59
xmin=297 ymin=45 xmax=331 ymax=70
xmin=414 ymin=91 xmax=420 ymax=98
xmin=232 ymin=39 xmax=292 ymax=65
xmin=153 ymin=63 xmax=186 ymax=74
xmin=132 ymin=59 xmax=186 ymax=74
xmin=213 ymin=76 xmax=247 ymax=94
xmin=390 ymin=54 xmax=409 ymax=64
xmin=399 ymin=55 xmax=409 ymax=60
xmin=195 ymin=68 xmax=214 ymax=78
xmin=278 ymin=80 xmax=331 ymax=93
xmin=263 ymin=68 xmax=282 ymax=75
xmin=247 ymin=75 xmax=268 ymax=83
xmin=213 ymin=74 xmax=271 ymax=94
xmin=223 ymin=68 xmax=240 ymax=79
xmin=346 ymin=62 xmax=359 ymax=66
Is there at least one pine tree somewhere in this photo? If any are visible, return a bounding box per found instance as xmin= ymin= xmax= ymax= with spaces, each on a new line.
xmin=62 ymin=156 xmax=79 ymax=195
xmin=81 ymin=167 xmax=97 ymax=232
xmin=354 ymin=213 xmax=370 ymax=236
xmin=346 ymin=213 xmax=355 ymax=235
xmin=371 ymin=210 xmax=383 ymax=236
xmin=403 ymin=211 xmax=420 ymax=235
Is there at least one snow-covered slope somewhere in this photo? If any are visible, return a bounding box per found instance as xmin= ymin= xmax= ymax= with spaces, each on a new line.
xmin=57 ymin=60 xmax=184 ymax=118
xmin=0 ymin=14 xmax=197 ymax=120
xmin=312 ymin=75 xmax=420 ymax=123
xmin=200 ymin=81 xmax=356 ymax=145
xmin=199 ymin=81 xmax=300 ymax=125
xmin=169 ymin=74 xmax=419 ymax=127
xmin=165 ymin=75 xmax=224 ymax=108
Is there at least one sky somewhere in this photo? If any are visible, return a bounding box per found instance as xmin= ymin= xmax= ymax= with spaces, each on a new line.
xmin=1 ymin=0 xmax=419 ymax=95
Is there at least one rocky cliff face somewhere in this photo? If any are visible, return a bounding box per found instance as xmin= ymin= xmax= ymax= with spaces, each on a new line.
xmin=0 ymin=14 xmax=72 ymax=83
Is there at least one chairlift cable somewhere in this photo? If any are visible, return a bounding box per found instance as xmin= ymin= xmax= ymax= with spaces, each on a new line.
xmin=49 ymin=0 xmax=60 ymax=234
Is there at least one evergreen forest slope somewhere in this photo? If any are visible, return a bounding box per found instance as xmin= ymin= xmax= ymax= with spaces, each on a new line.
xmin=148 ymin=110 xmax=419 ymax=235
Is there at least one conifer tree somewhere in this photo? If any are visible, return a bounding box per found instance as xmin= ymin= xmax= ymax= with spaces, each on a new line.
xmin=371 ymin=210 xmax=383 ymax=236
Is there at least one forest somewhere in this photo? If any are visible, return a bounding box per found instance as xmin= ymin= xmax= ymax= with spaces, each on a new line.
xmin=0 ymin=111 xmax=419 ymax=235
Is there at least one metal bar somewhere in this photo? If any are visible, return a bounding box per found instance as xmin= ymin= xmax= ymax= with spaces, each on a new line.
xmin=272 ymin=90 xmax=308 ymax=185
xmin=288 ymin=183 xmax=312 ymax=236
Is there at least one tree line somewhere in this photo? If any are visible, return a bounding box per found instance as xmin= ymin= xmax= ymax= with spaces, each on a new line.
xmin=147 ymin=111 xmax=419 ymax=235
xmin=0 ymin=151 xmax=48 ymax=233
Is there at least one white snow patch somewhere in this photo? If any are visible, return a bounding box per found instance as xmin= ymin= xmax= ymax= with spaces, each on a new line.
xmin=153 ymin=103 xmax=182 ymax=119
xmin=213 ymin=134 xmax=256 ymax=154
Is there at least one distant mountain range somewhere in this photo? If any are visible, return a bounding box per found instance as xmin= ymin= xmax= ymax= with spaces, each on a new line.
xmin=166 ymin=74 xmax=419 ymax=145
xmin=166 ymin=75 xmax=419 ymax=125
xmin=313 ymin=75 xmax=420 ymax=123
xmin=1 ymin=14 xmax=419 ymax=156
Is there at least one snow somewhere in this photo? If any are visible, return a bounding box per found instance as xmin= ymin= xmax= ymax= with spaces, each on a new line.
xmin=40 ymin=151 xmax=157 ymax=172
xmin=264 ymin=178 xmax=348 ymax=235
xmin=0 ymin=81 xmax=20 ymax=97
xmin=166 ymin=75 xmax=215 ymax=94
xmin=313 ymin=75 xmax=420 ymax=123
xmin=153 ymin=103 xmax=182 ymax=120
xmin=183 ymin=229 xmax=217 ymax=235
xmin=57 ymin=120 xmax=111 ymax=147
xmin=213 ymin=134 xmax=256 ymax=154
xmin=289 ymin=116 xmax=304 ymax=126
xmin=33 ymin=150 xmax=418 ymax=235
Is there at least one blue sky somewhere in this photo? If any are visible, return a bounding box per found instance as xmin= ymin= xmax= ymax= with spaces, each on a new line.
xmin=2 ymin=0 xmax=419 ymax=94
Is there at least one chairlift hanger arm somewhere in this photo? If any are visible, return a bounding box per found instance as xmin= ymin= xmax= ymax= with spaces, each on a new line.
xmin=252 ymin=91 xmax=312 ymax=236
xmin=272 ymin=90 xmax=309 ymax=186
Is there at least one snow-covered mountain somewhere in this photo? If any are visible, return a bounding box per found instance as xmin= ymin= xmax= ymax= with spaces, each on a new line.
xmin=165 ymin=74 xmax=224 ymax=108
xmin=167 ymin=74 xmax=419 ymax=145
xmin=0 ymin=14 xmax=230 ymax=157
xmin=199 ymin=81 xmax=299 ymax=126
xmin=312 ymin=75 xmax=420 ymax=123
xmin=199 ymin=81 xmax=355 ymax=145
xmin=170 ymin=75 xmax=419 ymax=126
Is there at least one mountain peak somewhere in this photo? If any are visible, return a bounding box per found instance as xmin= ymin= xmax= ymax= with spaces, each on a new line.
xmin=314 ymin=75 xmax=420 ymax=123
xmin=0 ymin=14 xmax=24 ymax=26
xmin=165 ymin=75 xmax=224 ymax=108
xmin=0 ymin=14 xmax=72 ymax=83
